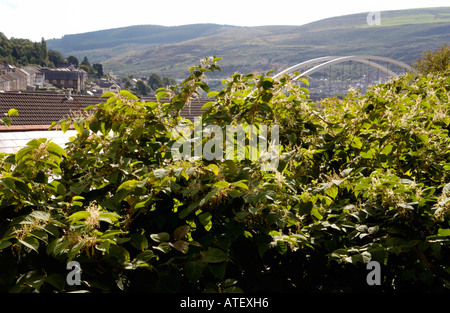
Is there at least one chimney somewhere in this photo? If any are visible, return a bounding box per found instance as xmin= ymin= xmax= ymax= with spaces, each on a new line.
xmin=65 ymin=88 xmax=73 ymax=100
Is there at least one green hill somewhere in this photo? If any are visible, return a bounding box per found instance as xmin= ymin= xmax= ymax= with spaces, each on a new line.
xmin=46 ymin=7 xmax=450 ymax=78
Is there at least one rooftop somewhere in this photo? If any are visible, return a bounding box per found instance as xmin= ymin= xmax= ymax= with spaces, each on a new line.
xmin=0 ymin=92 xmax=208 ymax=153
xmin=0 ymin=92 xmax=106 ymax=129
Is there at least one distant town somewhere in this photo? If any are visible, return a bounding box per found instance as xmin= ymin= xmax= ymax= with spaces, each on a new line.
xmin=1 ymin=61 xmax=395 ymax=101
xmin=0 ymin=62 xmax=123 ymax=96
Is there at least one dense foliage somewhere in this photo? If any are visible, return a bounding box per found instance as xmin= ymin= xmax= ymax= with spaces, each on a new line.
xmin=0 ymin=56 xmax=449 ymax=293
xmin=0 ymin=33 xmax=50 ymax=67
xmin=413 ymin=43 xmax=450 ymax=75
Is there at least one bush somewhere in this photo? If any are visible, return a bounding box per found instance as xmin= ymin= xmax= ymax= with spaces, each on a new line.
xmin=412 ymin=43 xmax=450 ymax=75
xmin=0 ymin=56 xmax=449 ymax=293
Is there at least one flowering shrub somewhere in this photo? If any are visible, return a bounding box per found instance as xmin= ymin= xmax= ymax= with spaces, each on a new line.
xmin=0 ymin=56 xmax=449 ymax=293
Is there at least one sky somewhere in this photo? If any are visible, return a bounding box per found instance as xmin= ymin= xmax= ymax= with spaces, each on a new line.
xmin=0 ymin=0 xmax=449 ymax=42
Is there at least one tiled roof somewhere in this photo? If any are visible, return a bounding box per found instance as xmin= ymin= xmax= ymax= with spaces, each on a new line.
xmin=0 ymin=92 xmax=209 ymax=131
xmin=0 ymin=92 xmax=106 ymax=129
xmin=0 ymin=92 xmax=211 ymax=153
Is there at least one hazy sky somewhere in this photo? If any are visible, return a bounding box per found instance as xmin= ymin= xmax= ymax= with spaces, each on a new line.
xmin=0 ymin=0 xmax=449 ymax=41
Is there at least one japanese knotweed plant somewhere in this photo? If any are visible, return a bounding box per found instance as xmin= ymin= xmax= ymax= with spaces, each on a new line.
xmin=0 ymin=57 xmax=449 ymax=293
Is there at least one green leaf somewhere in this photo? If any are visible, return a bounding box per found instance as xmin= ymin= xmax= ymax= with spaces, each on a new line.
xmin=136 ymin=250 xmax=155 ymax=262
xmin=47 ymin=142 xmax=67 ymax=159
xmin=101 ymin=91 xmax=116 ymax=98
xmin=231 ymin=180 xmax=249 ymax=190
xmin=325 ymin=185 xmax=338 ymax=199
xmin=29 ymin=230 xmax=48 ymax=244
xmin=438 ymin=228 xmax=450 ymax=237
xmin=117 ymin=179 xmax=141 ymax=192
xmin=100 ymin=229 xmax=124 ymax=239
xmin=130 ymin=234 xmax=148 ymax=251
xmin=2 ymin=117 xmax=11 ymax=126
xmin=361 ymin=149 xmax=374 ymax=159
xmin=60 ymin=120 xmax=70 ymax=133
xmin=0 ymin=240 xmax=12 ymax=250
xmin=150 ymin=232 xmax=170 ymax=243
xmin=206 ymin=164 xmax=219 ymax=175
xmin=311 ymin=207 xmax=323 ymax=220
xmin=199 ymin=212 xmax=212 ymax=231
xmin=68 ymin=241 xmax=84 ymax=261
xmin=201 ymin=101 xmax=214 ymax=109
xmin=98 ymin=211 xmax=121 ymax=224
xmin=19 ymin=237 xmax=40 ymax=253
xmin=207 ymin=91 xmax=219 ymax=97
xmin=95 ymin=240 xmax=110 ymax=253
xmin=48 ymin=180 xmax=66 ymax=197
xmin=7 ymin=108 xmax=18 ymax=116
xmin=68 ymin=211 xmax=90 ymax=223
xmin=351 ymin=136 xmax=363 ymax=149
xmin=417 ymin=133 xmax=429 ymax=145
xmin=185 ymin=261 xmax=204 ymax=283
xmin=204 ymin=248 xmax=228 ymax=263
xmin=46 ymin=274 xmax=65 ymax=291
xmin=15 ymin=271 xmax=45 ymax=291
xmin=178 ymin=201 xmax=200 ymax=219
xmin=214 ymin=181 xmax=229 ymax=189
xmin=381 ymin=144 xmax=393 ymax=155
xmin=120 ymin=89 xmax=139 ymax=100
xmin=15 ymin=146 xmax=34 ymax=163
xmin=208 ymin=262 xmax=226 ymax=280
xmin=40 ymin=224 xmax=60 ymax=238
xmin=52 ymin=238 xmax=71 ymax=256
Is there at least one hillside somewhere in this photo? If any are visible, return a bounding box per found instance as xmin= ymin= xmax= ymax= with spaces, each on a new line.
xmin=46 ymin=7 xmax=450 ymax=78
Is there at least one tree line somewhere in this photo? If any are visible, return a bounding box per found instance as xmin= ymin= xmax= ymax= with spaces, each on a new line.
xmin=0 ymin=33 xmax=49 ymax=66
xmin=122 ymin=73 xmax=177 ymax=95
xmin=0 ymin=33 xmax=104 ymax=78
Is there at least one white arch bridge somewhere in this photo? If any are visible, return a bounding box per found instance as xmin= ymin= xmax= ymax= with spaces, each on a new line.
xmin=272 ymin=55 xmax=411 ymax=98
xmin=273 ymin=55 xmax=411 ymax=80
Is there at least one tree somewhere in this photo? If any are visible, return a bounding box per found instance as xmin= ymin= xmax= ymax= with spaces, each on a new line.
xmin=92 ymin=63 xmax=104 ymax=77
xmin=47 ymin=49 xmax=65 ymax=67
xmin=80 ymin=56 xmax=90 ymax=67
xmin=80 ymin=56 xmax=93 ymax=74
xmin=135 ymin=79 xmax=150 ymax=95
xmin=122 ymin=76 xmax=132 ymax=89
xmin=67 ymin=56 xmax=79 ymax=67
xmin=148 ymin=73 xmax=164 ymax=91
xmin=162 ymin=76 xmax=177 ymax=87
xmin=40 ymin=37 xmax=48 ymax=62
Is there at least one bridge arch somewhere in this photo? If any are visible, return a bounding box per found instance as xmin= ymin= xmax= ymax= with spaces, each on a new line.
xmin=273 ymin=55 xmax=412 ymax=81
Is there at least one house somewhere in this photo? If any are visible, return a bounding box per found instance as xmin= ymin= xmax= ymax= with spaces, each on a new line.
xmin=0 ymin=76 xmax=9 ymax=91
xmin=95 ymin=78 xmax=121 ymax=94
xmin=0 ymin=92 xmax=208 ymax=153
xmin=0 ymin=64 xmax=47 ymax=91
xmin=0 ymin=64 xmax=29 ymax=91
xmin=43 ymin=66 xmax=87 ymax=92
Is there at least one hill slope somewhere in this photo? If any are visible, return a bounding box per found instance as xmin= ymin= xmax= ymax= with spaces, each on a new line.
xmin=47 ymin=7 xmax=450 ymax=78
